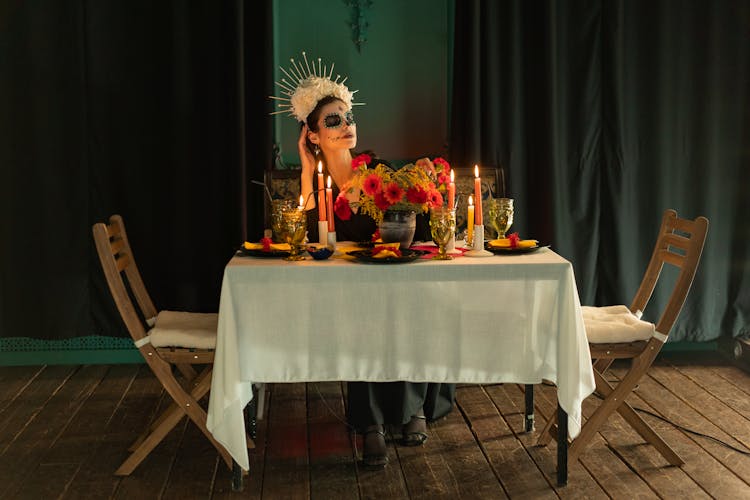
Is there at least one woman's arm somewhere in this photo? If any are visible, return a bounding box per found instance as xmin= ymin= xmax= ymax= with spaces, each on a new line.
xmin=298 ymin=124 xmax=317 ymax=210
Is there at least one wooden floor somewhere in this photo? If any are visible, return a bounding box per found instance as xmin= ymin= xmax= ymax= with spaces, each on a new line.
xmin=2 ymin=353 xmax=750 ymax=499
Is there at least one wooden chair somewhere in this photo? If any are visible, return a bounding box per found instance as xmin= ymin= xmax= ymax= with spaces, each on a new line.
xmin=448 ymin=166 xmax=502 ymax=234
xmin=538 ymin=209 xmax=709 ymax=466
xmin=262 ymin=168 xmax=301 ymax=230
xmin=92 ymin=214 xmax=242 ymax=475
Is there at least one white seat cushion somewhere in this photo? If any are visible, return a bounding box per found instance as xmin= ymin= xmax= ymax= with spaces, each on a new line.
xmin=582 ymin=305 xmax=655 ymax=343
xmin=149 ymin=310 xmax=218 ymax=349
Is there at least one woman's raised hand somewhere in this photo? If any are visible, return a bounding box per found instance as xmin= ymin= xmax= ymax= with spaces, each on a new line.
xmin=298 ymin=124 xmax=316 ymax=175
xmin=415 ymin=157 xmax=437 ymax=177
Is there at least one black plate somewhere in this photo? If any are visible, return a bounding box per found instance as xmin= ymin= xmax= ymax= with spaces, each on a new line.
xmin=238 ymin=246 xmax=291 ymax=258
xmin=484 ymin=242 xmax=547 ymax=254
xmin=347 ymin=249 xmax=426 ymax=263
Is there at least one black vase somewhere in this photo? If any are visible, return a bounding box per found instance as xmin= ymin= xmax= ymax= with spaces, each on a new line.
xmin=379 ymin=210 xmax=417 ymax=248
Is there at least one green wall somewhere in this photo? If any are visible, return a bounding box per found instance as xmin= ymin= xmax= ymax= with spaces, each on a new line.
xmin=273 ymin=0 xmax=449 ymax=165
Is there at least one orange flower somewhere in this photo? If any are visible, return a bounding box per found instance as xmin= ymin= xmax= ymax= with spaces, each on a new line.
xmin=363 ymin=173 xmax=382 ymax=196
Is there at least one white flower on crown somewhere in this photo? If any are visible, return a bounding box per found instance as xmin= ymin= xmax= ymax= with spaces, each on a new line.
xmin=290 ymin=76 xmax=354 ymax=123
xmin=270 ymin=52 xmax=363 ymax=123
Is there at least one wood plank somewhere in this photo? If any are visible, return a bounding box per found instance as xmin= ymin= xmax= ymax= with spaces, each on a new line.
xmin=13 ymin=365 xmax=139 ymax=499
xmin=488 ymin=384 xmax=608 ymax=499
xmin=61 ymin=365 xmax=166 ymax=499
xmin=0 ymin=365 xmax=77 ymax=448
xmin=644 ymin=364 xmax=750 ymax=483
xmin=0 ymin=364 xmax=110 ymax=499
xmin=428 ymin=390 xmax=508 ymax=499
xmin=607 ymin=365 xmax=750 ymax=497
xmin=160 ymin=403 xmax=221 ymax=499
xmin=569 ymin=373 xmax=708 ymax=498
xmin=306 ymin=381 xmax=359 ymax=500
xmin=0 ymin=365 xmax=44 ymax=412
xmin=113 ymin=385 xmax=189 ymax=499
xmin=260 ymin=383 xmax=310 ymax=500
xmin=456 ymin=385 xmax=538 ymax=498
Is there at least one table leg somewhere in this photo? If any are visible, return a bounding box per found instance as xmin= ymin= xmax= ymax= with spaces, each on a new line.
xmin=557 ymin=403 xmax=568 ymax=486
xmin=524 ymin=384 xmax=535 ymax=432
xmin=231 ymin=460 xmax=243 ymax=491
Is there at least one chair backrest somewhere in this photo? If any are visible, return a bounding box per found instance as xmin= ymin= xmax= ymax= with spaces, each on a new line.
xmin=92 ymin=215 xmax=157 ymax=343
xmin=262 ymin=169 xmax=302 ymax=230
xmin=449 ymin=166 xmax=502 ymax=233
xmin=630 ymin=209 xmax=709 ymax=338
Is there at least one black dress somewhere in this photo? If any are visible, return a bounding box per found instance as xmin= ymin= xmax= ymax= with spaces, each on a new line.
xmin=305 ymin=178 xmax=455 ymax=431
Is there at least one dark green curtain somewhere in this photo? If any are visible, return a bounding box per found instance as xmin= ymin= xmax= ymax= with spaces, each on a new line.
xmin=0 ymin=1 xmax=272 ymax=339
xmin=450 ymin=0 xmax=750 ymax=342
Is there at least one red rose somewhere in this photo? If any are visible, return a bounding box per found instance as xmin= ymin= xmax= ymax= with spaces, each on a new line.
xmin=433 ymin=157 xmax=450 ymax=172
xmin=351 ymin=153 xmax=372 ymax=170
xmin=508 ymin=232 xmax=520 ymax=248
xmin=260 ymin=236 xmax=273 ymax=252
xmin=334 ymin=194 xmax=352 ymax=221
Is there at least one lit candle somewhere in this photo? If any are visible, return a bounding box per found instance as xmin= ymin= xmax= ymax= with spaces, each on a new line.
xmin=298 ymin=195 xmax=304 ymax=210
xmin=326 ymin=176 xmax=335 ymax=233
xmin=467 ymin=195 xmax=474 ymax=245
xmin=448 ymin=170 xmax=455 ymax=210
xmin=317 ymin=162 xmax=326 ymax=221
xmin=473 ymin=165 xmax=483 ymax=225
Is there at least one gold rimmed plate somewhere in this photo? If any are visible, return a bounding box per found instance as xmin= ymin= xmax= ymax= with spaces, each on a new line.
xmin=347 ymin=249 xmax=426 ymax=264
xmin=237 ymin=246 xmax=291 ymax=258
xmin=484 ymin=243 xmax=548 ymax=255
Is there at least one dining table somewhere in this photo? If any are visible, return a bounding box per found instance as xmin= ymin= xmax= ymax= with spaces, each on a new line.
xmin=207 ymin=243 xmax=595 ymax=488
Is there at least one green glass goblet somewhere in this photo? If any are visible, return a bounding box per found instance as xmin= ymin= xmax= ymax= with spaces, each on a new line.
xmin=429 ymin=207 xmax=456 ymax=260
xmin=488 ymin=198 xmax=514 ymax=239
xmin=281 ymin=209 xmax=307 ymax=261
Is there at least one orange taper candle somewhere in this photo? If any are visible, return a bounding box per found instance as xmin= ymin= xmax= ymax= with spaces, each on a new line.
xmin=317 ymin=162 xmax=326 ymax=221
xmin=326 ymin=176 xmax=335 ymax=233
xmin=473 ymin=165 xmax=482 ymax=225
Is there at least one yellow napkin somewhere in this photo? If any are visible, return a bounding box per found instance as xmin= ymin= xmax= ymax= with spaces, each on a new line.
xmin=243 ymin=241 xmax=291 ymax=251
xmin=488 ymin=238 xmax=538 ymax=248
xmin=372 ymin=242 xmax=401 ymax=259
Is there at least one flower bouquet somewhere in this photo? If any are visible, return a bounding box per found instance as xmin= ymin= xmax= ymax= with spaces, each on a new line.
xmin=334 ymin=154 xmax=452 ymax=224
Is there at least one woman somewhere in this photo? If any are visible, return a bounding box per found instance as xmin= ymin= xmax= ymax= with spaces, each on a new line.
xmin=273 ymin=53 xmax=455 ymax=469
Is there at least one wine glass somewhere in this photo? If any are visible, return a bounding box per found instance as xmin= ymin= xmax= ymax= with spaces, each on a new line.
xmin=429 ymin=207 xmax=456 ymax=260
xmin=280 ymin=209 xmax=307 ymax=261
xmin=488 ymin=198 xmax=514 ymax=239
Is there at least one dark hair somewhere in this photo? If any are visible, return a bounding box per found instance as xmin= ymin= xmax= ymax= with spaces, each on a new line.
xmin=302 ymin=95 xmax=345 ymax=156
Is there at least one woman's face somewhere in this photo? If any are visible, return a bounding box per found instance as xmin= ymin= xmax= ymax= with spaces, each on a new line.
xmin=309 ymin=100 xmax=357 ymax=154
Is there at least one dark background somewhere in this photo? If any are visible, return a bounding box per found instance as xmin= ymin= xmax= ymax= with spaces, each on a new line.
xmin=1 ymin=0 xmax=748 ymax=344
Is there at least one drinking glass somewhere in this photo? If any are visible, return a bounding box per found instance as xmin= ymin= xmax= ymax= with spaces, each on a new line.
xmin=271 ymin=199 xmax=296 ymax=243
xmin=429 ymin=207 xmax=456 ymax=260
xmin=280 ymin=209 xmax=307 ymax=261
xmin=488 ymin=198 xmax=514 ymax=239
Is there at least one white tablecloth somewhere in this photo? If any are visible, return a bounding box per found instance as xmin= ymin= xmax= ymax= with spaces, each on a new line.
xmin=207 ymin=247 xmax=595 ymax=471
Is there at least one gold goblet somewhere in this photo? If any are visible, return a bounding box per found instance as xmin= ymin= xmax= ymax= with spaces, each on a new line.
xmin=280 ymin=209 xmax=307 ymax=261
xmin=271 ymin=199 xmax=297 ymax=243
xmin=488 ymin=198 xmax=514 ymax=239
xmin=429 ymin=207 xmax=456 ymax=260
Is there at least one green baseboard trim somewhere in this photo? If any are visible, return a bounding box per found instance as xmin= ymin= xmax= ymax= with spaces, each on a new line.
xmin=661 ymin=340 xmax=719 ymax=352
xmin=0 ymin=336 xmax=142 ymax=366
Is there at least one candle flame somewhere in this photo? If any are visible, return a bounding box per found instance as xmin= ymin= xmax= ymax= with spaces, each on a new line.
xmin=474 ymin=165 xmax=479 ymax=178
xmin=299 ymin=195 xmax=304 ymax=207
xmin=450 ymin=170 xmax=455 ymax=182
xmin=327 ymin=175 xmax=332 ymax=188
xmin=318 ymin=161 xmax=323 ymax=173
xmin=468 ymin=195 xmax=474 ymax=206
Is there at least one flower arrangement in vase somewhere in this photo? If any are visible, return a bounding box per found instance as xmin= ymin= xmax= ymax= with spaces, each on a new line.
xmin=334 ymin=154 xmax=452 ymax=224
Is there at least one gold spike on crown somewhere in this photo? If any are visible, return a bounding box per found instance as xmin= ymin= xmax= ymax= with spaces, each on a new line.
xmin=269 ymin=52 xmax=364 ymax=123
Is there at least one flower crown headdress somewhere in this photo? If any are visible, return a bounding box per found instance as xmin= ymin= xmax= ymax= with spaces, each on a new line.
xmin=270 ymin=52 xmax=364 ymax=123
